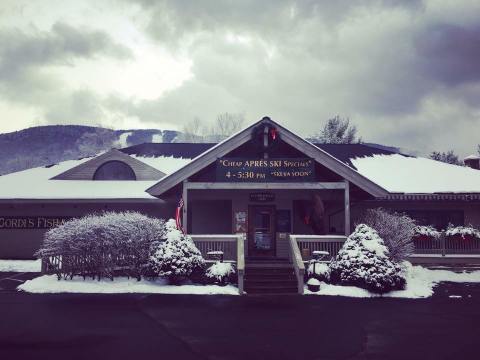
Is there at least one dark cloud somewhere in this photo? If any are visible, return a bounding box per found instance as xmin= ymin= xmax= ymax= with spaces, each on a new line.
xmin=0 ymin=21 xmax=132 ymax=101
xmin=0 ymin=0 xmax=479 ymax=157
xmin=415 ymin=23 xmax=480 ymax=86
xmin=133 ymin=0 xmax=423 ymax=46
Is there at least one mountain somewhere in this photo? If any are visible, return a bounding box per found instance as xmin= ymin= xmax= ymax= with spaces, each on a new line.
xmin=0 ymin=125 xmax=179 ymax=175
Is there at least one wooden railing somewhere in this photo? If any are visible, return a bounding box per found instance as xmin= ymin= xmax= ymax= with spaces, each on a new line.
xmin=288 ymin=235 xmax=306 ymax=294
xmin=413 ymin=236 xmax=480 ymax=256
xmin=191 ymin=235 xmax=238 ymax=261
xmin=191 ymin=234 xmax=245 ymax=295
xmin=293 ymin=235 xmax=347 ymax=261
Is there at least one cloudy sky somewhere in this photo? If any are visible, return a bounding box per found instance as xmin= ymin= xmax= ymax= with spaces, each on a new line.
xmin=0 ymin=0 xmax=479 ymax=156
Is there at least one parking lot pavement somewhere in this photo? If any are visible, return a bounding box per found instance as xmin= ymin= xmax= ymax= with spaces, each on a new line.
xmin=1 ymin=280 xmax=480 ymax=360
xmin=0 ymin=272 xmax=39 ymax=291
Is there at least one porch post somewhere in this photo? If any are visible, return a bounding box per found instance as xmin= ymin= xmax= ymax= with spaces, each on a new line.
xmin=182 ymin=180 xmax=188 ymax=233
xmin=344 ymin=180 xmax=350 ymax=236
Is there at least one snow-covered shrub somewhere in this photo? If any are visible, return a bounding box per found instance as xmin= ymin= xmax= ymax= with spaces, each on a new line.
xmin=149 ymin=219 xmax=205 ymax=284
xmin=360 ymin=208 xmax=415 ymax=262
xmin=306 ymin=260 xmax=330 ymax=281
xmin=38 ymin=212 xmax=165 ymax=280
xmin=445 ymin=224 xmax=480 ymax=239
xmin=329 ymin=224 xmax=406 ymax=293
xmin=413 ymin=225 xmax=441 ymax=239
xmin=205 ymin=262 xmax=236 ymax=284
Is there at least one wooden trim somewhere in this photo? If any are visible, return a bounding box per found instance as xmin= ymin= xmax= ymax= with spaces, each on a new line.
xmin=345 ymin=180 xmax=350 ymax=235
xmin=291 ymin=235 xmax=347 ymax=242
xmin=289 ymin=234 xmax=305 ymax=294
xmin=184 ymin=182 xmax=346 ymax=190
xmin=237 ymin=233 xmax=245 ymax=295
xmin=182 ymin=180 xmax=188 ymax=232
xmin=146 ymin=117 xmax=390 ymax=198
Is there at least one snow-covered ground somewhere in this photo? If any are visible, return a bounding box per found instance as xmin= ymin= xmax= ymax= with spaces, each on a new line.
xmin=0 ymin=259 xmax=41 ymax=272
xmin=305 ymin=264 xmax=480 ymax=298
xmin=18 ymin=275 xmax=238 ymax=295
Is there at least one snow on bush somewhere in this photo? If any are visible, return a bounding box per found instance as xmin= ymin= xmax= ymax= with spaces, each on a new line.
xmin=37 ymin=212 xmax=165 ymax=280
xmin=413 ymin=225 xmax=441 ymax=238
xmin=206 ymin=262 xmax=235 ymax=284
xmin=360 ymin=208 xmax=415 ymax=262
xmin=306 ymin=260 xmax=330 ymax=281
xmin=329 ymin=224 xmax=406 ymax=293
xmin=445 ymin=224 xmax=480 ymax=239
xmin=150 ymin=219 xmax=205 ymax=284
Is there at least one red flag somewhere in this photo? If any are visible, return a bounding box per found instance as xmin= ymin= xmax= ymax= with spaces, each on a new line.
xmin=175 ymin=197 xmax=185 ymax=233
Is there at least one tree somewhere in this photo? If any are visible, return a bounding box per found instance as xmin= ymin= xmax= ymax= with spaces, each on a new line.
xmin=429 ymin=150 xmax=463 ymax=166
xmin=176 ymin=112 xmax=245 ymax=143
xmin=149 ymin=219 xmax=205 ymax=284
xmin=176 ymin=117 xmax=206 ymax=143
xmin=312 ymin=116 xmax=359 ymax=144
xmin=210 ymin=112 xmax=245 ymax=141
xmin=329 ymin=224 xmax=406 ymax=293
xmin=359 ymin=208 xmax=415 ymax=262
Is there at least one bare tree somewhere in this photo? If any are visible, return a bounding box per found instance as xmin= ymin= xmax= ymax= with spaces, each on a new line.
xmin=359 ymin=208 xmax=415 ymax=262
xmin=211 ymin=112 xmax=245 ymax=140
xmin=312 ymin=116 xmax=360 ymax=144
xmin=177 ymin=117 xmax=206 ymax=143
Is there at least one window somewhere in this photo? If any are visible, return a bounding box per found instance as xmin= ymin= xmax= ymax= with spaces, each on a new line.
xmin=93 ymin=161 xmax=136 ymax=180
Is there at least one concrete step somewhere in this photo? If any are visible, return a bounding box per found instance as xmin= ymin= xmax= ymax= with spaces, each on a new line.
xmin=244 ymin=285 xmax=298 ymax=295
xmin=245 ymin=267 xmax=294 ymax=275
xmin=245 ymin=279 xmax=298 ymax=287
xmin=245 ymin=273 xmax=297 ymax=281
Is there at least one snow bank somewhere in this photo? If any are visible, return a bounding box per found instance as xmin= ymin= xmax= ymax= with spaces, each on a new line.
xmin=352 ymin=154 xmax=480 ymax=193
xmin=0 ymin=259 xmax=41 ymax=272
xmin=306 ymin=264 xmax=480 ymax=298
xmin=18 ymin=275 xmax=238 ymax=295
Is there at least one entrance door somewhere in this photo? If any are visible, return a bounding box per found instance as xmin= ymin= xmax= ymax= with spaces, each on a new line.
xmin=248 ymin=205 xmax=276 ymax=257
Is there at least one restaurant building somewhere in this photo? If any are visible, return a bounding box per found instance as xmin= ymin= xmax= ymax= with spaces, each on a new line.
xmin=1 ymin=117 xmax=479 ymax=270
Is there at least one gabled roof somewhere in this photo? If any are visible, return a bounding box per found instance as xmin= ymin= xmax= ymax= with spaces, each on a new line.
xmin=119 ymin=142 xmax=401 ymax=168
xmin=52 ymin=148 xmax=165 ymax=181
xmin=146 ymin=117 xmax=390 ymax=197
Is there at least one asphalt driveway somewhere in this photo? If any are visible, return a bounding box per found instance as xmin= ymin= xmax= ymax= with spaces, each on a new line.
xmin=0 ymin=275 xmax=479 ymax=360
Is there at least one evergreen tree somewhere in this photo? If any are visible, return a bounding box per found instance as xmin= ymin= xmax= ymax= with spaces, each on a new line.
xmin=329 ymin=224 xmax=406 ymax=293
xmin=312 ymin=116 xmax=360 ymax=144
xmin=429 ymin=150 xmax=463 ymax=166
xmin=150 ymin=219 xmax=205 ymax=283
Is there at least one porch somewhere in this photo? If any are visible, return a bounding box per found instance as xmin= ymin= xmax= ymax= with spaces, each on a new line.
xmin=191 ymin=234 xmax=480 ymax=295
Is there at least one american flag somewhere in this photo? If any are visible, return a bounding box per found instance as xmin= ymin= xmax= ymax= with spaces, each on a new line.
xmin=175 ymin=197 xmax=184 ymax=233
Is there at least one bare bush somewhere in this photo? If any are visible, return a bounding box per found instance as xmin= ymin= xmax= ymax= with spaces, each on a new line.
xmin=358 ymin=208 xmax=415 ymax=262
xmin=38 ymin=212 xmax=165 ymax=280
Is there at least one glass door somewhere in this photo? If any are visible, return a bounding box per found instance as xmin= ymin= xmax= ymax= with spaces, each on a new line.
xmin=248 ymin=205 xmax=276 ymax=257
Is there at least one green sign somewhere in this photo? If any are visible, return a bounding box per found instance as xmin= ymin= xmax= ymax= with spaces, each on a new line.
xmin=216 ymin=158 xmax=315 ymax=182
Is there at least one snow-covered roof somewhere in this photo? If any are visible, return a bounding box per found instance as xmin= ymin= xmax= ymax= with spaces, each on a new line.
xmin=130 ymin=155 xmax=191 ymax=175
xmin=0 ymin=155 xmax=191 ymax=200
xmin=352 ymin=154 xmax=480 ymax=194
xmin=464 ymin=154 xmax=480 ymax=161
xmin=1 ymin=140 xmax=479 ymax=200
